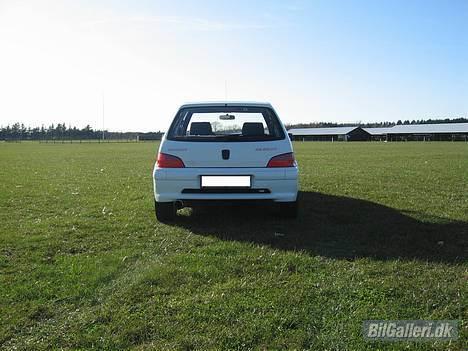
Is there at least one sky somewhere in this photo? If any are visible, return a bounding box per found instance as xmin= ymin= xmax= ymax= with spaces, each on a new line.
xmin=0 ymin=0 xmax=467 ymax=132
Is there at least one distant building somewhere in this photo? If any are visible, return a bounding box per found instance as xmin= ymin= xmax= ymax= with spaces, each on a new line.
xmin=363 ymin=127 xmax=395 ymax=141
xmin=289 ymin=123 xmax=468 ymax=142
xmin=287 ymin=126 xmax=371 ymax=141
xmin=365 ymin=123 xmax=468 ymax=141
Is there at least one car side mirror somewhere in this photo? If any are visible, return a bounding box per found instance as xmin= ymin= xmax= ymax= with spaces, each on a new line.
xmin=288 ymin=133 xmax=293 ymax=141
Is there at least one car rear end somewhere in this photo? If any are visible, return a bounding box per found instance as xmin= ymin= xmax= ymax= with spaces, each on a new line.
xmin=153 ymin=102 xmax=298 ymax=220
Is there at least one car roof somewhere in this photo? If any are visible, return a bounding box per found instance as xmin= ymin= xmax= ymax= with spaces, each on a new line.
xmin=179 ymin=101 xmax=273 ymax=109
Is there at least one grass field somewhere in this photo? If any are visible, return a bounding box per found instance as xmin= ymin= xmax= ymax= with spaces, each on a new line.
xmin=0 ymin=141 xmax=466 ymax=350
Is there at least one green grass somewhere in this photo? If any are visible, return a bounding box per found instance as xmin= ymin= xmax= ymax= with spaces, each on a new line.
xmin=0 ymin=141 xmax=466 ymax=350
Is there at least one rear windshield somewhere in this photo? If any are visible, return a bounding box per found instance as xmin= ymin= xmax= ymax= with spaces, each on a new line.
xmin=167 ymin=106 xmax=285 ymax=142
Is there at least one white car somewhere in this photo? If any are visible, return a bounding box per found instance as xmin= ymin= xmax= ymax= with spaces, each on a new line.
xmin=153 ymin=102 xmax=298 ymax=221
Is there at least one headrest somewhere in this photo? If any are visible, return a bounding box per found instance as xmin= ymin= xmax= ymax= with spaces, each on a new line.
xmin=242 ymin=122 xmax=265 ymax=136
xmin=190 ymin=122 xmax=213 ymax=135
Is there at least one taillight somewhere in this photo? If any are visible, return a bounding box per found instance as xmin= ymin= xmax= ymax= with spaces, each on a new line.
xmin=156 ymin=153 xmax=185 ymax=168
xmin=267 ymin=152 xmax=295 ymax=167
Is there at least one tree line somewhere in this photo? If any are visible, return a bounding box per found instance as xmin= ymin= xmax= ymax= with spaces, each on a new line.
xmin=0 ymin=123 xmax=163 ymax=141
xmin=1 ymin=117 xmax=466 ymax=140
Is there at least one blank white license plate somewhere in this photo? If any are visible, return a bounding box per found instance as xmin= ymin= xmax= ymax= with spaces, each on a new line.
xmin=201 ymin=175 xmax=251 ymax=188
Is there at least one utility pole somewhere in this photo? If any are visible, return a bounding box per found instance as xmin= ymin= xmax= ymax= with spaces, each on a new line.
xmin=102 ymin=91 xmax=105 ymax=141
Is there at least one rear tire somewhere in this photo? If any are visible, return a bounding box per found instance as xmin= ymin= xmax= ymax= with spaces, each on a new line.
xmin=155 ymin=201 xmax=176 ymax=222
xmin=279 ymin=201 xmax=298 ymax=219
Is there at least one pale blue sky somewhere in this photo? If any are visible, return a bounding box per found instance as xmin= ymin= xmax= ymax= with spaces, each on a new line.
xmin=0 ymin=0 xmax=466 ymax=131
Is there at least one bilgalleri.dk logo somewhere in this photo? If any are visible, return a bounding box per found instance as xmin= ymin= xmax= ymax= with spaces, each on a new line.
xmin=363 ymin=320 xmax=458 ymax=341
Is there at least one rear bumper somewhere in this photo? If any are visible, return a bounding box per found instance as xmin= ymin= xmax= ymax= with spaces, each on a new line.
xmin=153 ymin=167 xmax=298 ymax=203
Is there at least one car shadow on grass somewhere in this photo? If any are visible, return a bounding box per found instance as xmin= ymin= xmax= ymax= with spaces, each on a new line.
xmin=174 ymin=191 xmax=467 ymax=263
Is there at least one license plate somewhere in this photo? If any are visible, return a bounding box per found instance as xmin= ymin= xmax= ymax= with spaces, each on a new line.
xmin=201 ymin=175 xmax=251 ymax=188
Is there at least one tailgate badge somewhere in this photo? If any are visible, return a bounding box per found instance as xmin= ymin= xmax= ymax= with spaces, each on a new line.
xmin=222 ymin=149 xmax=230 ymax=160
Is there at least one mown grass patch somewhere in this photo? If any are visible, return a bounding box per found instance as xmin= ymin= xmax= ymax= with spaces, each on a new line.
xmin=0 ymin=141 xmax=466 ymax=350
